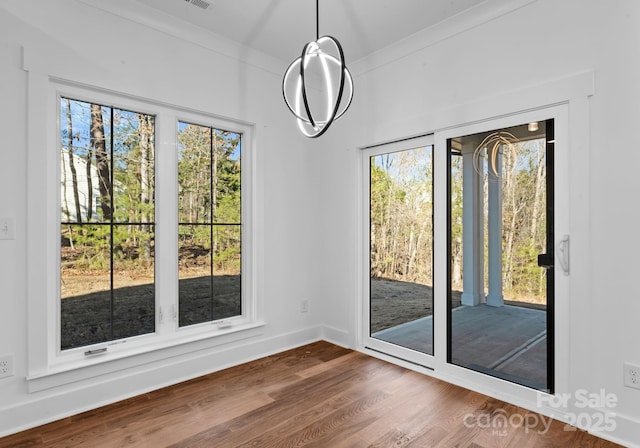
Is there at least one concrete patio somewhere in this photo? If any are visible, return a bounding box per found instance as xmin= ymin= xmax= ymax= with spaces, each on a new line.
xmin=372 ymin=303 xmax=547 ymax=390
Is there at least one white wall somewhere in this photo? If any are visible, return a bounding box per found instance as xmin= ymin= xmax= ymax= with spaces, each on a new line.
xmin=314 ymin=0 xmax=640 ymax=446
xmin=2 ymin=0 xmax=640 ymax=446
xmin=0 ymin=0 xmax=322 ymax=436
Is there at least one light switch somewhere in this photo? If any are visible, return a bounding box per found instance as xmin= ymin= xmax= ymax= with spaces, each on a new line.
xmin=0 ymin=218 xmax=15 ymax=240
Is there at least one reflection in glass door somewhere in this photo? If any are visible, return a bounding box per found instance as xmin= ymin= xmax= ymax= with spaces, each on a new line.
xmin=447 ymin=120 xmax=554 ymax=392
xmin=369 ymin=142 xmax=434 ymax=356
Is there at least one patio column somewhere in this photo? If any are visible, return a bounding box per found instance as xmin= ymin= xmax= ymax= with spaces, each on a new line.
xmin=461 ymin=143 xmax=484 ymax=306
xmin=486 ymin=146 xmax=504 ymax=307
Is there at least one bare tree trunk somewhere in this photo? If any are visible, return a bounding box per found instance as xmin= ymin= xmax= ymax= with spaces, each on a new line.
xmin=212 ymin=129 xmax=219 ymax=218
xmin=91 ymin=104 xmax=112 ymax=221
xmin=383 ymin=156 xmax=394 ymax=278
xmin=65 ymin=99 xmax=82 ymax=223
xmin=390 ymin=223 xmax=398 ymax=277
xmin=190 ymin=194 xmax=195 ymax=223
xmin=503 ymin=148 xmax=516 ymax=290
xmin=193 ymin=138 xmax=203 ymax=223
xmin=138 ymin=114 xmax=154 ymax=261
xmin=61 ymin=152 xmax=70 ymax=221
xmin=85 ymin=144 xmax=93 ymax=221
xmin=530 ymin=141 xmax=545 ymax=241
xmin=370 ymin=222 xmax=378 ymax=276
xmin=449 ymin=154 xmax=464 ymax=289
xmin=211 ymin=129 xmax=220 ymax=259
xmin=452 ymin=244 xmax=462 ymax=286
xmin=139 ymin=114 xmax=154 ymax=219
xmin=60 ymin=150 xmax=74 ymax=249
xmin=406 ymin=225 xmax=415 ymax=279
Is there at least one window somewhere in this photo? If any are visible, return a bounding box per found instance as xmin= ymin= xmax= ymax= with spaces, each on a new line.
xmin=177 ymin=122 xmax=242 ymax=327
xmin=26 ymin=78 xmax=258 ymax=387
xmin=60 ymin=98 xmax=156 ymax=350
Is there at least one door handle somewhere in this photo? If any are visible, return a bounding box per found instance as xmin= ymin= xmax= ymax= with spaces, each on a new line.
xmin=558 ymin=234 xmax=570 ymax=276
xmin=537 ymin=253 xmax=553 ymax=269
xmin=537 ymin=236 xmax=570 ymax=274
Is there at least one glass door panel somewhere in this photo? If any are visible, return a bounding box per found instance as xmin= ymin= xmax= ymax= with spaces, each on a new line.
xmin=447 ymin=120 xmax=554 ymax=392
xmin=369 ymin=144 xmax=434 ymax=355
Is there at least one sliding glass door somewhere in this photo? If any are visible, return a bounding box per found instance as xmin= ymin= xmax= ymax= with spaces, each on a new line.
xmin=362 ymin=109 xmax=566 ymax=394
xmin=447 ymin=120 xmax=555 ymax=392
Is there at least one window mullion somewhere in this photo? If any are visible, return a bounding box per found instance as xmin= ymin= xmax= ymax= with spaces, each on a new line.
xmin=155 ymin=113 xmax=179 ymax=334
xmin=109 ymin=106 xmax=115 ymax=341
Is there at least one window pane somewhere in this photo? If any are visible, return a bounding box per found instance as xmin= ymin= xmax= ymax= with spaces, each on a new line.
xmin=60 ymin=224 xmax=112 ymax=350
xmin=113 ymin=110 xmax=155 ymax=224
xmin=213 ymin=130 xmax=241 ymax=224
xmin=178 ymin=224 xmax=213 ymax=326
xmin=60 ymin=99 xmax=111 ymax=223
xmin=213 ymin=224 xmax=241 ymax=317
xmin=60 ymin=98 xmax=156 ymax=350
xmin=178 ymin=121 xmax=242 ymax=327
xmin=178 ymin=123 xmax=212 ymax=224
xmin=112 ymin=224 xmax=155 ymax=340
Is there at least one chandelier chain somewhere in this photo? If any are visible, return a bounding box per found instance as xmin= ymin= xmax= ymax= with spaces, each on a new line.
xmin=316 ymin=0 xmax=319 ymax=40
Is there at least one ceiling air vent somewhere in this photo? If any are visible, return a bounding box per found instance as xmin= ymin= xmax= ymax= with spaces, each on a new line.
xmin=184 ymin=0 xmax=211 ymax=10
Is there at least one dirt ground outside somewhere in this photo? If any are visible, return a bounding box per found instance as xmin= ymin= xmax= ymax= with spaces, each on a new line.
xmin=60 ymin=267 xmax=240 ymax=350
xmin=60 ymin=272 xmax=544 ymax=349
xmin=370 ymin=277 xmax=545 ymax=333
xmin=370 ymin=278 xmax=459 ymax=333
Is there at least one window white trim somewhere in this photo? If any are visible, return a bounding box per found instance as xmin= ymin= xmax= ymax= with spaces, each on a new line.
xmin=26 ymin=75 xmax=261 ymax=391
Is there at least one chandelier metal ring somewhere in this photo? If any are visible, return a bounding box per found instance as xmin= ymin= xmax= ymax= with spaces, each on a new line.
xmin=282 ymin=35 xmax=353 ymax=138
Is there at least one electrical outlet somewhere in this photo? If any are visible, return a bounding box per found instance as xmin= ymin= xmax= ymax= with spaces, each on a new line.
xmin=0 ymin=218 xmax=15 ymax=240
xmin=0 ymin=354 xmax=14 ymax=379
xmin=300 ymin=299 xmax=309 ymax=313
xmin=623 ymin=362 xmax=640 ymax=390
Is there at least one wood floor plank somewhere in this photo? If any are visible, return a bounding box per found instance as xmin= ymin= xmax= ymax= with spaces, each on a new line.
xmin=368 ymin=428 xmax=411 ymax=447
xmin=171 ymin=353 xmax=406 ymax=447
xmin=0 ymin=341 xmax=624 ymax=448
xmin=323 ymin=369 xmax=452 ymax=445
xmin=238 ymin=390 xmax=387 ymax=448
xmin=88 ymin=389 xmax=274 ymax=448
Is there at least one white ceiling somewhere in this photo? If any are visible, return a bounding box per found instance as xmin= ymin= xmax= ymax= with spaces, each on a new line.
xmin=132 ymin=0 xmax=488 ymax=64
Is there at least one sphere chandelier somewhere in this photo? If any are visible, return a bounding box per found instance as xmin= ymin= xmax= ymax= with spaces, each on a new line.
xmin=282 ymin=0 xmax=354 ymax=138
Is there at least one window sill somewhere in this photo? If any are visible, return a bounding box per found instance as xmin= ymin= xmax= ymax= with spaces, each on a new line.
xmin=27 ymin=320 xmax=266 ymax=393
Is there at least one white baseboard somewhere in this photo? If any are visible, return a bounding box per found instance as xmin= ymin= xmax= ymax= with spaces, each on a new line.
xmin=590 ymin=411 xmax=640 ymax=448
xmin=321 ymin=325 xmax=352 ymax=348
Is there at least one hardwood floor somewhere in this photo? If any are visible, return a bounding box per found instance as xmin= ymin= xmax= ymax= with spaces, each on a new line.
xmin=0 ymin=341 xmax=622 ymax=447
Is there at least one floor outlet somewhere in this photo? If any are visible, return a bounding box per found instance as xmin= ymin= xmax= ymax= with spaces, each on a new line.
xmin=623 ymin=362 xmax=640 ymax=390
xmin=0 ymin=355 xmax=14 ymax=379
